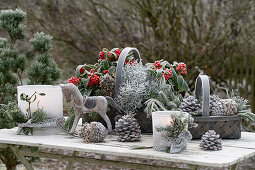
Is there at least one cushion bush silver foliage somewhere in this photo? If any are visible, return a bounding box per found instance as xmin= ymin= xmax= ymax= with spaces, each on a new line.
xmin=115 ymin=61 xmax=184 ymax=117
xmin=116 ymin=61 xmax=159 ymax=114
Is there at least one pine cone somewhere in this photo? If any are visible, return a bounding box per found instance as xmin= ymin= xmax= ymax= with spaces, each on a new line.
xmin=78 ymin=122 xmax=107 ymax=143
xmin=221 ymin=99 xmax=238 ymax=116
xmin=115 ymin=114 xmax=141 ymax=142
xmin=99 ymin=74 xmax=115 ymax=98
xmin=210 ymin=95 xmax=226 ymax=116
xmin=179 ymin=96 xmax=200 ymax=114
xmin=200 ymin=130 xmax=222 ymax=151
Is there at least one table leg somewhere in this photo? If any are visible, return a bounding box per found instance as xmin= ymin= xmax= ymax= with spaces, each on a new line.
xmin=231 ymin=162 xmax=239 ymax=170
xmin=66 ymin=151 xmax=78 ymax=170
xmin=9 ymin=145 xmax=34 ymax=170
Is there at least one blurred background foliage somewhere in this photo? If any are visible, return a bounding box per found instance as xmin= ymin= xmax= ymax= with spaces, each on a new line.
xmin=0 ymin=0 xmax=254 ymax=111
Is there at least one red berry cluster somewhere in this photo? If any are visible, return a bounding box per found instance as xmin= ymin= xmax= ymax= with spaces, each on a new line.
xmin=88 ymin=73 xmax=100 ymax=86
xmin=103 ymin=70 xmax=109 ymax=74
xmin=108 ymin=57 xmax=115 ymax=61
xmin=153 ymin=61 xmax=162 ymax=69
xmin=99 ymin=49 xmax=122 ymax=61
xmin=176 ymin=63 xmax=187 ymax=74
xmin=68 ymin=77 xmax=81 ymax=86
xmin=114 ymin=49 xmax=122 ymax=59
xmin=163 ymin=68 xmax=172 ymax=80
xmin=99 ymin=51 xmax=105 ymax=60
xmin=90 ymin=69 xmax=95 ymax=73
xmin=79 ymin=67 xmax=85 ymax=74
xmin=125 ymin=59 xmax=134 ymax=65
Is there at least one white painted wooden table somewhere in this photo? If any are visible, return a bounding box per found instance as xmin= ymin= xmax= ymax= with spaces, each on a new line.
xmin=0 ymin=128 xmax=254 ymax=170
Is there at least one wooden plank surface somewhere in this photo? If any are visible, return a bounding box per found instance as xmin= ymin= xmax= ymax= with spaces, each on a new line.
xmin=0 ymin=128 xmax=254 ymax=168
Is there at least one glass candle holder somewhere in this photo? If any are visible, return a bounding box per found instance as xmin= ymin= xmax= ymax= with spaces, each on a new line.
xmin=152 ymin=111 xmax=174 ymax=151
xmin=17 ymin=85 xmax=63 ymax=118
xmin=152 ymin=111 xmax=190 ymax=151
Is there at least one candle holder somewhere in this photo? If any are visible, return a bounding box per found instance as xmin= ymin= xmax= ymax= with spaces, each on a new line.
xmin=152 ymin=111 xmax=196 ymax=153
xmin=17 ymin=85 xmax=63 ymax=135
xmin=18 ymin=85 xmax=63 ymax=118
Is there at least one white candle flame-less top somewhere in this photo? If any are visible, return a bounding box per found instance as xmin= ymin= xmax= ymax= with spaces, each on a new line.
xmin=17 ymin=85 xmax=63 ymax=118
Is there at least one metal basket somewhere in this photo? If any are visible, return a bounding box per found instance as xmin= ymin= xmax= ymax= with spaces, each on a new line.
xmin=188 ymin=75 xmax=241 ymax=139
xmin=114 ymin=47 xmax=152 ymax=133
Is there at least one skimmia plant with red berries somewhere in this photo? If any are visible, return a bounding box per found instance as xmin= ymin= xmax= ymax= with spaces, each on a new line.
xmin=68 ymin=48 xmax=188 ymax=97
xmin=146 ymin=60 xmax=188 ymax=92
xmin=68 ymin=48 xmax=189 ymax=118
xmin=68 ymin=48 xmax=135 ymax=96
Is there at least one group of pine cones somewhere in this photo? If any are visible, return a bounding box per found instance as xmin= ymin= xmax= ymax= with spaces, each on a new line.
xmin=179 ymin=95 xmax=238 ymax=116
xmin=79 ymin=73 xmax=142 ymax=143
xmin=78 ymin=114 xmax=141 ymax=143
xmin=209 ymin=95 xmax=237 ymax=116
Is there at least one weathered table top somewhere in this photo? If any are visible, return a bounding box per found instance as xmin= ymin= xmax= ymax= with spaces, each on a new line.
xmin=0 ymin=128 xmax=254 ymax=168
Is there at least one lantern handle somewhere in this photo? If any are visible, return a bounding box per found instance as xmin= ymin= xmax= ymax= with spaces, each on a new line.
xmin=195 ymin=75 xmax=210 ymax=117
xmin=114 ymin=47 xmax=141 ymax=98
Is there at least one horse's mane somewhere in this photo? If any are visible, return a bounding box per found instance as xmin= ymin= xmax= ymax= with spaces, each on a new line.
xmin=60 ymin=83 xmax=83 ymax=103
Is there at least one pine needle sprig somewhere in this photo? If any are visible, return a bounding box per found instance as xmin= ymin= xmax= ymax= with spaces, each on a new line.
xmin=21 ymin=109 xmax=47 ymax=135
xmin=238 ymin=111 xmax=255 ymax=122
xmin=129 ymin=145 xmax=153 ymax=150
xmin=0 ymin=102 xmax=26 ymax=129
xmin=156 ymin=117 xmax=184 ymax=138
xmin=31 ymin=109 xmax=46 ymax=123
xmin=155 ymin=112 xmax=197 ymax=138
xmin=64 ymin=111 xmax=75 ymax=131
xmin=231 ymin=96 xmax=250 ymax=112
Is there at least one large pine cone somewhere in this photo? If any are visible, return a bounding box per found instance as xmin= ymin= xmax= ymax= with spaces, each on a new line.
xmin=115 ymin=114 xmax=141 ymax=142
xmin=210 ymin=95 xmax=226 ymax=116
xmin=99 ymin=74 xmax=115 ymax=98
xmin=221 ymin=99 xmax=238 ymax=116
xmin=200 ymin=130 xmax=222 ymax=151
xmin=179 ymin=96 xmax=200 ymax=115
xmin=78 ymin=122 xmax=107 ymax=143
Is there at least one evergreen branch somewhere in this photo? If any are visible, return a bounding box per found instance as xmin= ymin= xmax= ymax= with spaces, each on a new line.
xmin=230 ymin=95 xmax=255 ymax=131
xmin=155 ymin=112 xmax=197 ymax=138
xmin=64 ymin=111 xmax=75 ymax=131
xmin=31 ymin=109 xmax=46 ymax=123
xmin=129 ymin=145 xmax=153 ymax=150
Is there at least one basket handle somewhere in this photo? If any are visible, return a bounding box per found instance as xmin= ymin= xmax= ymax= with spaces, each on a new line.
xmin=114 ymin=47 xmax=141 ymax=98
xmin=195 ymin=75 xmax=210 ymax=117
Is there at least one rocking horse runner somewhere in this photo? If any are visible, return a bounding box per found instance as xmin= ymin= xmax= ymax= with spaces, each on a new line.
xmin=57 ymin=83 xmax=121 ymax=135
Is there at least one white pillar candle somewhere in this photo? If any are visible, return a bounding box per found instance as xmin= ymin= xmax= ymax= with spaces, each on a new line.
xmin=17 ymin=85 xmax=63 ymax=118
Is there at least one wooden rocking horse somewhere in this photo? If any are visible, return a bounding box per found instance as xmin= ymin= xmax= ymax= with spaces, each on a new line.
xmin=58 ymin=83 xmax=121 ymax=135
